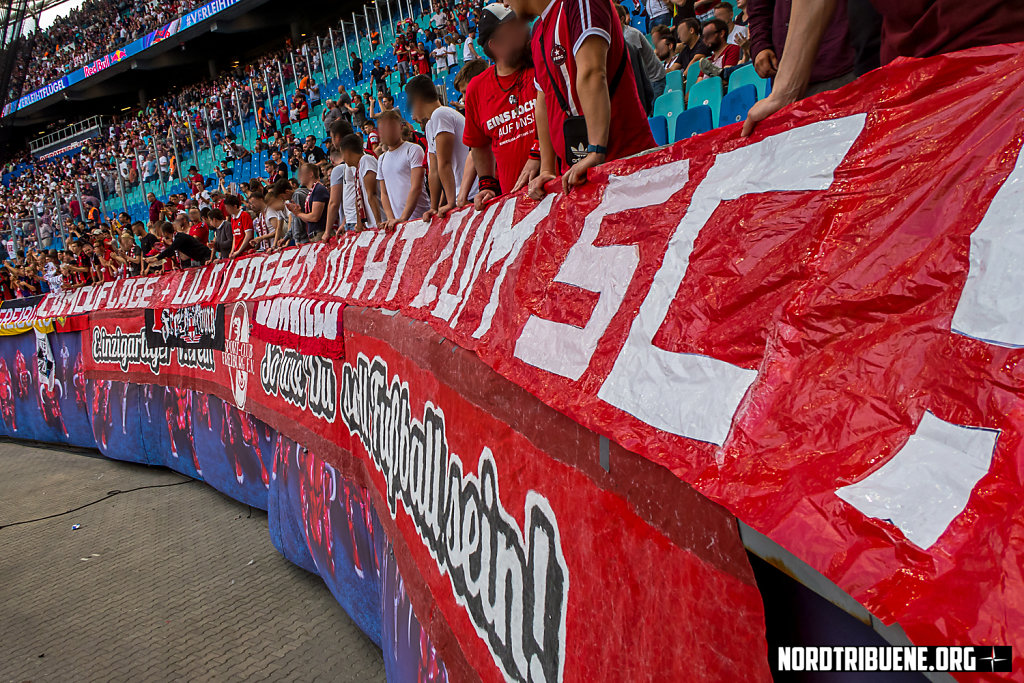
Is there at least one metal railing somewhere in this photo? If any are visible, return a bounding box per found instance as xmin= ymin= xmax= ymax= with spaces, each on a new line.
xmin=28 ymin=115 xmax=105 ymax=153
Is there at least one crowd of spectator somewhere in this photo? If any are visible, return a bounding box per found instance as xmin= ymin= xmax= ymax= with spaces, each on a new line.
xmin=10 ymin=0 xmax=209 ymax=99
xmin=0 ymin=0 xmax=1020 ymax=300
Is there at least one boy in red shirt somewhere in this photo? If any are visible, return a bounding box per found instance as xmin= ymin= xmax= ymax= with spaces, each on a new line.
xmin=223 ymin=195 xmax=253 ymax=258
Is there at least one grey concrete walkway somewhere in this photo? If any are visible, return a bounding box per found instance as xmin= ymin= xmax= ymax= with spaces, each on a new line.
xmin=0 ymin=440 xmax=385 ymax=682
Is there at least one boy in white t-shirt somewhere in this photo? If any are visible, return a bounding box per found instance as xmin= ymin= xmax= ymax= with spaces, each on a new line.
xmin=338 ymin=134 xmax=383 ymax=230
xmin=376 ymin=110 xmax=431 ymax=229
xmin=405 ymin=74 xmax=476 ymax=220
xmin=263 ymin=186 xmax=290 ymax=249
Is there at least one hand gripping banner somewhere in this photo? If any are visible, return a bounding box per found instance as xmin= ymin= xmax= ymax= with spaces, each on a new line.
xmin=32 ymin=42 xmax=1024 ymax=675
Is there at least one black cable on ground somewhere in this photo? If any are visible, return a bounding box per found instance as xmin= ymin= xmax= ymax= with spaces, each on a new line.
xmin=0 ymin=479 xmax=198 ymax=531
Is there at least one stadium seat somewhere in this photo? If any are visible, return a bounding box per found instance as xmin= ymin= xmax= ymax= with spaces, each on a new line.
xmin=687 ymin=76 xmax=723 ymax=126
xmin=630 ymin=15 xmax=646 ymax=33
xmin=665 ymin=69 xmax=683 ymax=94
xmin=648 ymin=116 xmax=669 ymax=146
xmin=674 ymin=105 xmax=713 ymax=140
xmin=718 ymin=85 xmax=756 ymax=127
xmin=727 ymin=64 xmax=769 ymax=100
xmin=684 ymin=61 xmax=701 ymax=96
xmin=653 ymin=90 xmax=683 ymax=119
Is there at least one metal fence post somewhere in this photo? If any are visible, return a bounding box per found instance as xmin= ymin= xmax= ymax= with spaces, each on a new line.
xmin=316 ymin=36 xmax=329 ymax=84
xmin=277 ymin=60 xmax=287 ymax=105
xmin=329 ymin=28 xmax=342 ymax=76
xmin=113 ymin=155 xmax=129 ymax=213
xmin=74 ymin=179 xmax=85 ymax=226
xmin=54 ymin=196 xmax=66 ymax=249
xmin=352 ymin=13 xmax=363 ymax=60
xmin=94 ymin=167 xmax=107 ymax=219
xmin=233 ymin=91 xmax=246 ymax=146
xmin=31 ymin=207 xmax=41 ymax=248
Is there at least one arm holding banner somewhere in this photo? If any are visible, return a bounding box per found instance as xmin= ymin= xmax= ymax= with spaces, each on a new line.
xmin=528 ymin=91 xmax=558 ymax=201
xmin=742 ymin=0 xmax=836 ymax=136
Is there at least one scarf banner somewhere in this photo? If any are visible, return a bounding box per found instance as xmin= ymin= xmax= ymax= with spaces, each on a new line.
xmin=50 ymin=43 xmax=1024 ymax=666
xmin=144 ymin=303 xmax=225 ymax=350
xmin=0 ymin=296 xmax=52 ymax=336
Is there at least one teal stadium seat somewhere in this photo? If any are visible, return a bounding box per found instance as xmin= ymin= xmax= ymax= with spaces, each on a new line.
xmin=687 ymin=76 xmax=723 ymax=127
xmin=727 ymin=63 xmax=769 ymax=100
xmin=665 ymin=69 xmax=683 ymax=94
xmin=652 ymin=90 xmax=684 ymax=136
xmin=718 ymin=84 xmax=756 ymax=127
xmin=674 ymin=105 xmax=713 ymax=140
xmin=685 ymin=60 xmax=701 ymax=97
xmin=648 ymin=116 xmax=669 ymax=146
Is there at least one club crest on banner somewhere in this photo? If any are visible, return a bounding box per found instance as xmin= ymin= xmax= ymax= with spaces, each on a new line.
xmin=224 ymin=302 xmax=253 ymax=410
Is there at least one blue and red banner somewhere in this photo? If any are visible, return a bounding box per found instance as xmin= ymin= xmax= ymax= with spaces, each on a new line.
xmin=7 ymin=43 xmax=1024 ymax=679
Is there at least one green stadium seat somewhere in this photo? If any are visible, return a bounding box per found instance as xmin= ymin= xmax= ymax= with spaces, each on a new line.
xmin=685 ymin=60 xmax=701 ymax=96
xmin=687 ymin=76 xmax=723 ymax=127
xmin=727 ymin=63 xmax=769 ymax=100
xmin=651 ymin=91 xmax=684 ymax=138
xmin=665 ymin=69 xmax=683 ymax=94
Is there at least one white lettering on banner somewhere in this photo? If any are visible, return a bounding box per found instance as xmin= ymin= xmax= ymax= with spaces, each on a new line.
xmin=951 ymin=143 xmax=1024 ymax=346
xmin=387 ymin=219 xmax=431 ymax=301
xmin=515 ymin=160 xmax=690 ymax=380
xmin=473 ymin=195 xmax=556 ymax=338
xmin=332 ymin=231 xmax=375 ymax=299
xmin=91 ymin=326 xmax=172 ymax=374
xmin=259 ymin=344 xmax=337 ymax=422
xmin=340 ymin=353 xmax=569 ymax=683
xmin=224 ymin=258 xmax=253 ymax=300
xmin=434 ymin=205 xmax=497 ymax=323
xmin=269 ymin=248 xmax=296 ymax=296
xmin=412 ymin=209 xmax=473 ymax=308
xmin=598 ymin=115 xmax=867 ymax=445
xmin=355 ymin=231 xmax=396 ymax=298
xmin=251 ymin=250 xmax=282 ymax=299
xmin=836 ymin=412 xmax=999 ymax=548
xmin=254 ymin=297 xmax=342 ymax=341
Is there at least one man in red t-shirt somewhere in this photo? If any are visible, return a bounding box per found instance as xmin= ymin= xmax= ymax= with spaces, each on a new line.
xmin=223 ymin=195 xmax=253 ymax=259
xmin=509 ymin=0 xmax=656 ymax=198
xmin=188 ymin=166 xmax=204 ymax=197
xmin=395 ymin=38 xmax=411 ymax=85
xmin=414 ymin=45 xmax=431 ymax=76
xmin=699 ymin=18 xmax=741 ymax=77
xmin=147 ymin=193 xmax=164 ymax=224
xmin=187 ymin=207 xmax=207 ymax=242
xmin=463 ymin=4 xmax=541 ymax=208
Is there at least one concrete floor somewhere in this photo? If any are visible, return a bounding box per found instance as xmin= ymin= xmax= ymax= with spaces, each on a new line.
xmin=0 ymin=440 xmax=386 ymax=682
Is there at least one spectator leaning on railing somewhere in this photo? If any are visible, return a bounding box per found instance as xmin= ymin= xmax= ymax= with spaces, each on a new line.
xmin=507 ymin=0 xmax=656 ymax=198
xmin=462 ymin=4 xmax=541 ymax=209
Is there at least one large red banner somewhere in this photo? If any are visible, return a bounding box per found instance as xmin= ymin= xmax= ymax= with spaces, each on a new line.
xmin=60 ymin=42 xmax=1024 ymax=670
xmin=83 ymin=305 xmax=770 ymax=681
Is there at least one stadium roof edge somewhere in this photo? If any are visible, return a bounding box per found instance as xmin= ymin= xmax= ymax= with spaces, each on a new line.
xmin=4 ymin=0 xmax=273 ymax=124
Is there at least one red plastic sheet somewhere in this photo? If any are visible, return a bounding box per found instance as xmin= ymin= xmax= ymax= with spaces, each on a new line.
xmin=83 ymin=306 xmax=771 ymax=681
xmin=44 ymin=42 xmax=1024 ymax=674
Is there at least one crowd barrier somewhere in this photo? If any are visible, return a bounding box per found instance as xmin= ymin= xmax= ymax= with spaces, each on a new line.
xmin=3 ymin=42 xmax=1024 ymax=680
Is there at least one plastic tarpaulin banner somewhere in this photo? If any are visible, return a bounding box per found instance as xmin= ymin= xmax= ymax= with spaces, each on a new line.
xmin=19 ymin=42 xmax=1024 ymax=671
xmin=0 ymin=330 xmax=453 ymax=680
xmin=82 ymin=303 xmax=769 ymax=681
